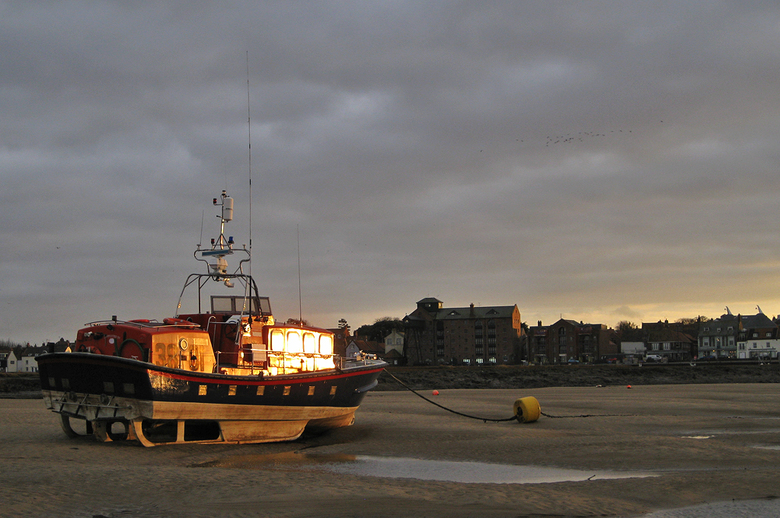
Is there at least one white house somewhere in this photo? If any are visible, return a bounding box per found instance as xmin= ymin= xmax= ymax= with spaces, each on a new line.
xmin=384 ymin=329 xmax=404 ymax=356
xmin=19 ymin=352 xmax=39 ymax=372
xmin=5 ymin=351 xmax=19 ymax=373
xmin=9 ymin=346 xmax=50 ymax=373
xmin=737 ymin=334 xmax=780 ymax=359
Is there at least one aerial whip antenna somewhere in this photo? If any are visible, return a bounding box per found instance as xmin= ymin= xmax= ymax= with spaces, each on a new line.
xmin=246 ymin=51 xmax=253 ymax=280
xmin=198 ymin=209 xmax=205 ymax=247
xmin=297 ymin=224 xmax=303 ymax=326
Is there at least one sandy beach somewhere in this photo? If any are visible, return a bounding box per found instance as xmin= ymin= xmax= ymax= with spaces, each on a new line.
xmin=2 ymin=383 xmax=780 ymax=517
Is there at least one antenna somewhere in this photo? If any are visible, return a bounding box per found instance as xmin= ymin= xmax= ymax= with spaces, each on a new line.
xmin=297 ymin=224 xmax=303 ymax=325
xmin=246 ymin=50 xmax=253 ymax=279
xmin=198 ymin=209 xmax=205 ymax=247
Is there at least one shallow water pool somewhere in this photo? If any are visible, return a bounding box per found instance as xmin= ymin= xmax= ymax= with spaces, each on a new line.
xmin=206 ymin=452 xmax=658 ymax=484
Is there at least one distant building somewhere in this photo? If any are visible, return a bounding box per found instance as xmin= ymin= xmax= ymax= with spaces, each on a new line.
xmin=327 ymin=327 xmax=350 ymax=358
xmin=403 ymin=298 xmax=523 ymax=365
xmin=5 ymin=341 xmax=71 ymax=373
xmin=699 ymin=309 xmax=777 ymax=359
xmin=345 ymin=338 xmax=384 ymax=359
xmin=13 ymin=345 xmax=48 ymax=373
xmin=383 ymin=329 xmax=405 ymax=365
xmin=4 ymin=351 xmax=18 ymax=373
xmin=642 ymin=321 xmax=696 ymax=361
xmin=527 ymin=321 xmax=549 ymax=364
xmin=527 ymin=318 xmax=614 ymax=364
xmin=737 ymin=318 xmax=780 ymax=359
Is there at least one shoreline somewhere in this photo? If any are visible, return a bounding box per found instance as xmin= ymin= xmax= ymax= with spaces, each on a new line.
xmin=5 ymin=362 xmax=780 ymax=398
xmin=376 ymin=362 xmax=780 ymax=390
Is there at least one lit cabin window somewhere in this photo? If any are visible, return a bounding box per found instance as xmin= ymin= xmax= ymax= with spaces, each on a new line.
xmin=303 ymin=333 xmax=316 ymax=354
xmin=287 ymin=331 xmax=303 ymax=353
xmin=270 ymin=329 xmax=285 ymax=352
xmin=319 ymin=335 xmax=333 ymax=356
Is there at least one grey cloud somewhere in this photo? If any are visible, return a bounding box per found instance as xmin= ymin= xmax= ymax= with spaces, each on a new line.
xmin=3 ymin=2 xmax=780 ymax=343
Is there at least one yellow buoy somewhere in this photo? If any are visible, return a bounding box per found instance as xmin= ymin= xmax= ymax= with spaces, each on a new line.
xmin=513 ymin=396 xmax=541 ymax=423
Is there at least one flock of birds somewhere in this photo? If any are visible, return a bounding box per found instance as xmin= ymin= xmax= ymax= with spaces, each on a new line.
xmin=505 ymin=122 xmax=665 ymax=151
xmin=474 ymin=125 xmax=664 ymax=154
xmin=543 ymin=129 xmax=632 ymax=147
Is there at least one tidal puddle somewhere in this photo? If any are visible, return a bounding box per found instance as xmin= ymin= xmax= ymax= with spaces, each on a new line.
xmin=313 ymin=455 xmax=656 ymax=484
xmin=196 ymin=452 xmax=656 ymax=484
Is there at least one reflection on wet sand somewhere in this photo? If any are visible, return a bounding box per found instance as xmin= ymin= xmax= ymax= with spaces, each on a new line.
xmin=194 ymin=451 xmax=658 ymax=484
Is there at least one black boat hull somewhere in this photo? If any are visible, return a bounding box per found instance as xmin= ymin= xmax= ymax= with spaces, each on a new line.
xmin=37 ymin=353 xmax=385 ymax=446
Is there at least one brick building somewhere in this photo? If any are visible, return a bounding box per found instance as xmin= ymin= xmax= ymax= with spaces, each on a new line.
xmin=527 ymin=318 xmax=614 ymax=364
xmin=402 ymin=298 xmax=523 ymax=365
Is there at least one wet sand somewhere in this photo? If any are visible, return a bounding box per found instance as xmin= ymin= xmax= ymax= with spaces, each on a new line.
xmin=2 ymin=383 xmax=780 ymax=517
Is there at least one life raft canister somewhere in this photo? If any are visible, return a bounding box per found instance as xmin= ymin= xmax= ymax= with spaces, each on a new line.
xmin=163 ymin=317 xmax=198 ymax=327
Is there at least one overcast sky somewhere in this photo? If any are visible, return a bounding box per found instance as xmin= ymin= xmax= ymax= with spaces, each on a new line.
xmin=3 ymin=1 xmax=780 ymax=344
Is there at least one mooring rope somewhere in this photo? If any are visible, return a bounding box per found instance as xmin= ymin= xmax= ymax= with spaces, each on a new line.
xmin=540 ymin=411 xmax=636 ymax=419
xmin=383 ymin=370 xmax=517 ymax=422
xmin=384 ymin=370 xmax=636 ymax=421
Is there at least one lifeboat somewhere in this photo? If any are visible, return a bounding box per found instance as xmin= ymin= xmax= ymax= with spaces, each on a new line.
xmin=37 ymin=191 xmax=386 ymax=446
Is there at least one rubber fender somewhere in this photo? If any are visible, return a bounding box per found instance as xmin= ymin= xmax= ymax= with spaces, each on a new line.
xmin=513 ymin=396 xmax=541 ymax=423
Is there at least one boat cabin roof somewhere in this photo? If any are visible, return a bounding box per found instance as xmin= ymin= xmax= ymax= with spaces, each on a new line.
xmin=210 ymin=295 xmax=272 ymax=316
